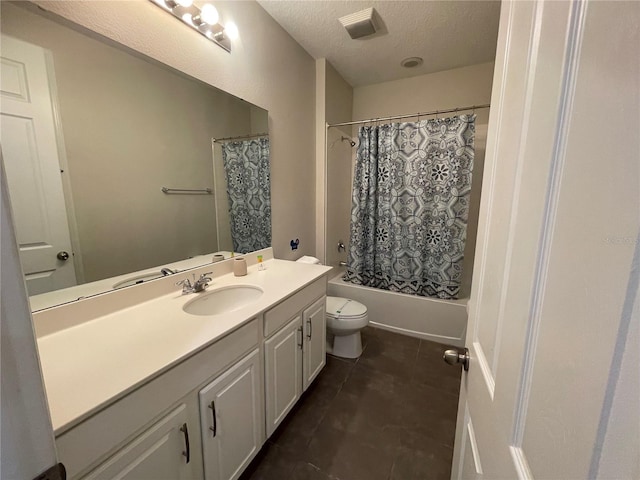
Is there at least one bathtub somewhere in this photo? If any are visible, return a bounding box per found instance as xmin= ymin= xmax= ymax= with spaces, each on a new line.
xmin=327 ymin=273 xmax=467 ymax=347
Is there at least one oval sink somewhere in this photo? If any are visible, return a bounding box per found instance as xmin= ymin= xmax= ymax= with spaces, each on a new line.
xmin=183 ymin=285 xmax=264 ymax=316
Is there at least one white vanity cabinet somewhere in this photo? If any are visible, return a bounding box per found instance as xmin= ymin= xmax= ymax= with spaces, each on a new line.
xmin=46 ymin=261 xmax=332 ymax=480
xmin=199 ymin=349 xmax=263 ymax=480
xmin=302 ymin=297 xmax=326 ymax=391
xmin=81 ymin=405 xmax=192 ymax=480
xmin=60 ymin=320 xmax=259 ymax=479
xmin=263 ymin=278 xmax=327 ymax=436
xmin=264 ymin=314 xmax=304 ymax=434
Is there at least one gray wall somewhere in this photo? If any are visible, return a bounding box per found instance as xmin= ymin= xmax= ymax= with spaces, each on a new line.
xmin=2 ymin=3 xmax=260 ymax=281
xmin=324 ymin=61 xmax=353 ymax=268
xmin=24 ymin=0 xmax=317 ymax=263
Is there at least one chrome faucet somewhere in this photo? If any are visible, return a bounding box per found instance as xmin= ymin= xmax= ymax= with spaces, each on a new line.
xmin=161 ymin=267 xmax=178 ymax=276
xmin=176 ymin=272 xmax=213 ymax=294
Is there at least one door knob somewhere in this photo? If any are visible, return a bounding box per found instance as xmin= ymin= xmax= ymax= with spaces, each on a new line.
xmin=443 ymin=348 xmax=470 ymax=371
xmin=57 ymin=251 xmax=70 ymax=261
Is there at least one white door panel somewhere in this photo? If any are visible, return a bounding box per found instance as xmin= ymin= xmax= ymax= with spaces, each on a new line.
xmin=81 ymin=405 xmax=190 ymax=480
xmin=1 ymin=34 xmax=77 ymax=295
xmin=199 ymin=349 xmax=263 ymax=480
xmin=264 ymin=315 xmax=303 ymax=436
xmin=302 ymin=296 xmax=326 ymax=391
xmin=452 ymin=1 xmax=639 ymax=478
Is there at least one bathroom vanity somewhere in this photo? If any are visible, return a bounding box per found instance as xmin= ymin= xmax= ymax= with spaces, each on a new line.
xmin=33 ymin=251 xmax=331 ymax=479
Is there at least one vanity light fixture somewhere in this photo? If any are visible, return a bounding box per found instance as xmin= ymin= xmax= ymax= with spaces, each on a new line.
xmin=149 ymin=0 xmax=233 ymax=52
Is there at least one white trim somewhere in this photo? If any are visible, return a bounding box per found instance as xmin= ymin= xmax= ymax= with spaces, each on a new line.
xmin=473 ymin=341 xmax=495 ymax=399
xmin=511 ymin=0 xmax=588 ymax=447
xmin=369 ymin=321 xmax=464 ymax=344
xmin=491 ymin=0 xmax=544 ymax=380
xmin=470 ymin=0 xmax=513 ymax=345
xmin=510 ymin=446 xmax=533 ymax=480
xmin=468 ymin=416 xmax=484 ymax=476
xmin=44 ymin=48 xmax=85 ymax=284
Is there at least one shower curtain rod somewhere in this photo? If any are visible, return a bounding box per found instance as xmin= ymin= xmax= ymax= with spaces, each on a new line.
xmin=327 ymin=103 xmax=490 ymax=128
xmin=212 ymin=132 xmax=268 ymax=144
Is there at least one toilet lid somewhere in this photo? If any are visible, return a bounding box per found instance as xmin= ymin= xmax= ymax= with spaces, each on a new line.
xmin=326 ymin=296 xmax=367 ymax=319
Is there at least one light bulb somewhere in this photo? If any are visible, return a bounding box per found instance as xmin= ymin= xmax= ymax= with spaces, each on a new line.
xmin=175 ymin=0 xmax=193 ymax=7
xmin=200 ymin=4 xmax=219 ymax=25
xmin=181 ymin=12 xmax=193 ymax=24
xmin=224 ymin=21 xmax=239 ymax=40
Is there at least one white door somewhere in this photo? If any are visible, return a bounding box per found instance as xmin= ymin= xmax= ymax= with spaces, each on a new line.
xmin=451 ymin=1 xmax=639 ymax=478
xmin=264 ymin=315 xmax=303 ymax=436
xmin=81 ymin=405 xmax=192 ymax=480
xmin=199 ymin=349 xmax=263 ymax=480
xmin=1 ymin=162 xmax=62 ymax=480
xmin=302 ymin=296 xmax=326 ymax=391
xmin=0 ymin=34 xmax=77 ymax=295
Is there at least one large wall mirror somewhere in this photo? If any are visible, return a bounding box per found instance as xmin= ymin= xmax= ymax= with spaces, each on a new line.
xmin=0 ymin=2 xmax=271 ymax=311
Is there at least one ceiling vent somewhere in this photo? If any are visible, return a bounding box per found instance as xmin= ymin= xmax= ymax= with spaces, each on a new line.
xmin=339 ymin=8 xmax=379 ymax=39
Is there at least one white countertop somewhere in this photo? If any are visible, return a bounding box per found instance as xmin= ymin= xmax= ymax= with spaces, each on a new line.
xmin=37 ymin=259 xmax=331 ymax=435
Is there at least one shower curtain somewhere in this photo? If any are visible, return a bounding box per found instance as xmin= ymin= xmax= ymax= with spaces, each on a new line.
xmin=222 ymin=137 xmax=271 ymax=253
xmin=344 ymin=115 xmax=475 ymax=299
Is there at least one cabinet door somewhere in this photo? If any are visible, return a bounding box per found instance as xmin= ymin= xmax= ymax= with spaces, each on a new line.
xmin=302 ymin=296 xmax=326 ymax=392
xmin=81 ymin=405 xmax=192 ymax=480
xmin=199 ymin=349 xmax=263 ymax=480
xmin=264 ymin=315 xmax=303 ymax=436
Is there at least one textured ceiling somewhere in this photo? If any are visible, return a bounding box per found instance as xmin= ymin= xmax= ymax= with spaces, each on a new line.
xmin=257 ymin=1 xmax=501 ymax=87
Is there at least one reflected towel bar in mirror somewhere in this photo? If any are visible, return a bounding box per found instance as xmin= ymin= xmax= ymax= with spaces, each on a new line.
xmin=161 ymin=187 xmax=213 ymax=195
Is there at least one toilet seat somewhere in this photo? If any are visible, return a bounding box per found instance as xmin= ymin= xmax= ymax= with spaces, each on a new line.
xmin=326 ymin=297 xmax=367 ymax=320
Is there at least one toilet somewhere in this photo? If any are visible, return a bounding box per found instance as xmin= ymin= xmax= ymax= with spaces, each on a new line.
xmin=325 ymin=296 xmax=369 ymax=359
xmin=294 ymin=257 xmax=369 ymax=358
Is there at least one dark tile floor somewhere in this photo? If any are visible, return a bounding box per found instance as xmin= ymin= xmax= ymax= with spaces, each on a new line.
xmin=240 ymin=327 xmax=461 ymax=480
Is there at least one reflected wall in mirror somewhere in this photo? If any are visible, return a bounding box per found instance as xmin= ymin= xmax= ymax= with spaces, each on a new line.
xmin=0 ymin=2 xmax=271 ymax=310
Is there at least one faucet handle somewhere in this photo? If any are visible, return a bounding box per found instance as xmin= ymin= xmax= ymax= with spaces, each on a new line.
xmin=192 ymin=272 xmax=213 ymax=292
xmin=176 ymin=278 xmax=193 ymax=294
xmin=199 ymin=272 xmax=213 ymax=281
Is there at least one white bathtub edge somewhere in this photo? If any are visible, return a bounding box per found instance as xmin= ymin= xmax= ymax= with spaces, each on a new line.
xmin=328 ymin=274 xmax=468 ymax=348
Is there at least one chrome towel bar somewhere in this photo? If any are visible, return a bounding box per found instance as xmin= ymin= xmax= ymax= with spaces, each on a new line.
xmin=161 ymin=187 xmax=212 ymax=195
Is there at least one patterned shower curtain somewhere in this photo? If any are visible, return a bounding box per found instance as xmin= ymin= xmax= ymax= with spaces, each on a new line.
xmin=222 ymin=137 xmax=271 ymax=253
xmin=343 ymin=115 xmax=475 ymax=299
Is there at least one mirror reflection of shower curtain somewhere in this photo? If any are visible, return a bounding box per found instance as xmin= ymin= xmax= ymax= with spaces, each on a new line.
xmin=221 ymin=137 xmax=272 ymax=253
xmin=344 ymin=115 xmax=475 ymax=299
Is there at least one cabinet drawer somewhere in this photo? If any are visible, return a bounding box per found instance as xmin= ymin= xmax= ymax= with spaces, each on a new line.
xmin=80 ymin=405 xmax=191 ymax=480
xmin=264 ymin=277 xmax=326 ymax=338
xmin=57 ymin=319 xmax=258 ymax=479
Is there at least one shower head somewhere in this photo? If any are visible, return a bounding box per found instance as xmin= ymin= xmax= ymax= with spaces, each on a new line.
xmin=341 ymin=136 xmax=356 ymax=147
